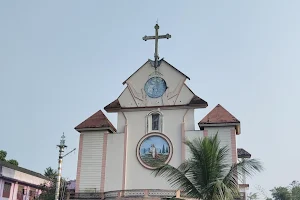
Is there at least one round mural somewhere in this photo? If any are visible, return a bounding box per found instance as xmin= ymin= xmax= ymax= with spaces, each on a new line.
xmin=136 ymin=132 xmax=173 ymax=170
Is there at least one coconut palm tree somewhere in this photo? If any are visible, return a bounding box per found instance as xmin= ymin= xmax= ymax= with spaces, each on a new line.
xmin=152 ymin=134 xmax=263 ymax=200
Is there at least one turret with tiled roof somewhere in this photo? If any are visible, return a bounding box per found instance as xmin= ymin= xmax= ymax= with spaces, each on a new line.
xmin=75 ymin=110 xmax=116 ymax=133
xmin=198 ymin=104 xmax=241 ymax=134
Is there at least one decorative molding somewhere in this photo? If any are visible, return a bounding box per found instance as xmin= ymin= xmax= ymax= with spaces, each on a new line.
xmin=127 ymin=82 xmax=144 ymax=102
xmin=100 ymin=133 xmax=108 ymax=192
xmin=75 ymin=134 xmax=83 ymax=193
xmin=231 ymin=129 xmax=237 ymax=164
xmin=181 ymin=122 xmax=185 ymax=162
xmin=167 ymin=80 xmax=185 ymax=101
xmin=146 ymin=110 xmax=164 ymax=133
xmin=203 ymin=130 xmax=208 ymax=137
xmin=124 ymin=190 xmax=145 ymax=197
xmin=122 ymin=113 xmax=128 ymax=191
xmin=70 ymin=189 xmax=177 ymax=199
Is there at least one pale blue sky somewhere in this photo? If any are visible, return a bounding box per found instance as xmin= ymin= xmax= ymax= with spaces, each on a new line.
xmin=1 ymin=1 xmax=299 ymax=198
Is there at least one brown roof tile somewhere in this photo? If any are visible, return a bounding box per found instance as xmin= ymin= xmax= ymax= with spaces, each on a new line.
xmin=104 ymin=95 xmax=207 ymax=112
xmin=104 ymin=99 xmax=121 ymax=112
xmin=75 ymin=110 xmax=116 ymax=133
xmin=237 ymin=148 xmax=251 ymax=158
xmin=199 ymin=104 xmax=240 ymax=125
xmin=189 ymin=95 xmax=208 ymax=106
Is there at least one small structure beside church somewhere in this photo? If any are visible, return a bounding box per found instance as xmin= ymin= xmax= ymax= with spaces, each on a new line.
xmin=73 ymin=24 xmax=252 ymax=199
xmin=0 ymin=161 xmax=49 ymax=200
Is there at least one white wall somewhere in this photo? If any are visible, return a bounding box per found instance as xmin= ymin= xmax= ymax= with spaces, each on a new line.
xmin=120 ymin=61 xmax=194 ymax=107
xmin=185 ymin=130 xmax=204 ymax=159
xmin=1 ymin=167 xmax=46 ymax=186
xmin=117 ymin=112 xmax=126 ymax=133
xmin=104 ymin=133 xmax=124 ymax=192
xmin=175 ymin=84 xmax=194 ymax=105
xmin=79 ymin=131 xmax=105 ymax=192
xmin=185 ymin=128 xmax=235 ymax=174
xmin=123 ymin=108 xmax=194 ymax=190
xmin=206 ymin=127 xmax=235 ymax=165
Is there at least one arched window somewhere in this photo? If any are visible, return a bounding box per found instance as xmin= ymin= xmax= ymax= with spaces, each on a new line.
xmin=147 ymin=110 xmax=163 ymax=133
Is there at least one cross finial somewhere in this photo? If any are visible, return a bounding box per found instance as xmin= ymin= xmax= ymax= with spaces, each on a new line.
xmin=142 ymin=24 xmax=171 ymax=68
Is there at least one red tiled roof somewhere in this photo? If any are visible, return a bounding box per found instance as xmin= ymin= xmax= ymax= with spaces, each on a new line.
xmin=237 ymin=148 xmax=251 ymax=158
xmin=104 ymin=99 xmax=121 ymax=111
xmin=199 ymin=104 xmax=240 ymax=125
xmin=104 ymin=95 xmax=208 ymax=112
xmin=189 ymin=95 xmax=207 ymax=105
xmin=75 ymin=110 xmax=116 ymax=133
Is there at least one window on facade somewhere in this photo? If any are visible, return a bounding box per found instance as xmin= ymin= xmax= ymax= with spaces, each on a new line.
xmin=147 ymin=111 xmax=163 ymax=133
xmin=2 ymin=182 xmax=11 ymax=198
xmin=29 ymin=189 xmax=36 ymax=200
xmin=17 ymin=185 xmax=24 ymax=200
xmin=152 ymin=114 xmax=160 ymax=130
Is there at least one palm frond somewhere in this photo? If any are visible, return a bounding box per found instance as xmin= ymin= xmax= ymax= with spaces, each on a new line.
xmin=151 ymin=133 xmax=263 ymax=200
xmin=152 ymin=161 xmax=201 ymax=198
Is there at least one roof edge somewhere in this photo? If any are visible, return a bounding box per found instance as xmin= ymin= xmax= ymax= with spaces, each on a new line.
xmin=105 ymin=103 xmax=207 ymax=113
xmin=122 ymin=59 xmax=191 ymax=85
xmin=122 ymin=60 xmax=150 ymax=85
xmin=0 ymin=161 xmax=49 ymax=180
xmin=75 ymin=127 xmax=116 ymax=133
xmin=198 ymin=123 xmax=241 ymax=135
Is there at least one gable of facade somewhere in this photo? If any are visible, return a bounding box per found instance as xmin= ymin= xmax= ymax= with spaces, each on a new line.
xmin=105 ymin=59 xmax=207 ymax=112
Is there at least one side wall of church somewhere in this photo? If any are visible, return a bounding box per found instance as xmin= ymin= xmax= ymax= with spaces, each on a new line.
xmin=104 ymin=133 xmax=125 ymax=192
xmin=76 ymin=130 xmax=108 ymax=192
xmin=185 ymin=127 xmax=237 ymax=170
xmin=122 ymin=108 xmax=195 ymax=190
xmin=205 ymin=127 xmax=237 ymax=164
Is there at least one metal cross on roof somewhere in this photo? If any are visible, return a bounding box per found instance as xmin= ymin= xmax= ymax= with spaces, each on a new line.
xmin=142 ymin=24 xmax=171 ymax=68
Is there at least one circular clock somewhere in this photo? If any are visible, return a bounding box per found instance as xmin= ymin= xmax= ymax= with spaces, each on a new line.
xmin=144 ymin=77 xmax=167 ymax=98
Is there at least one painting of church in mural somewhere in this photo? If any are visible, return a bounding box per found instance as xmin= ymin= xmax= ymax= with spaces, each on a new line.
xmin=72 ymin=24 xmax=252 ymax=200
xmin=137 ymin=133 xmax=172 ymax=169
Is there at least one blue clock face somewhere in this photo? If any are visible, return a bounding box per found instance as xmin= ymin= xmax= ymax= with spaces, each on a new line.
xmin=144 ymin=77 xmax=167 ymax=98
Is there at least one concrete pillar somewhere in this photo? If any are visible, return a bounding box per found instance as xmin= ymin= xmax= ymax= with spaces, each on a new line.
xmin=0 ymin=179 xmax=4 ymax=198
xmin=12 ymin=182 xmax=18 ymax=200
xmin=9 ymin=182 xmax=14 ymax=200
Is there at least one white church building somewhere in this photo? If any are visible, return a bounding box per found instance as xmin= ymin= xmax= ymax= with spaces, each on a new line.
xmin=72 ymin=24 xmax=251 ymax=200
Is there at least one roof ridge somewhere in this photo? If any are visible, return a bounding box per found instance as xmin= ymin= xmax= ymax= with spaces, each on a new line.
xmin=199 ymin=104 xmax=240 ymax=124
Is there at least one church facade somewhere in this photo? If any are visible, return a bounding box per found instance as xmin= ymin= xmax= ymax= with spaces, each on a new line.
xmin=73 ymin=25 xmax=251 ymax=200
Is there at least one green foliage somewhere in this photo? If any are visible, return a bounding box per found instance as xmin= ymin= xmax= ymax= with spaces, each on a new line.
xmin=271 ymin=186 xmax=291 ymax=200
xmin=270 ymin=181 xmax=300 ymax=200
xmin=290 ymin=181 xmax=300 ymax=200
xmin=0 ymin=150 xmax=19 ymax=166
xmin=7 ymin=159 xmax=19 ymax=166
xmin=248 ymin=192 xmax=259 ymax=200
xmin=39 ymin=167 xmax=67 ymax=200
xmin=152 ymin=134 xmax=263 ymax=200
xmin=44 ymin=167 xmax=58 ymax=181
xmin=0 ymin=150 xmax=7 ymax=161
